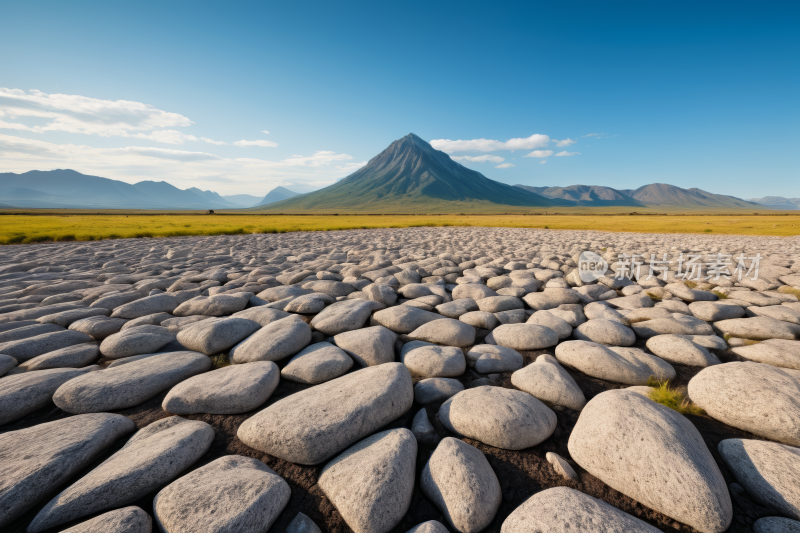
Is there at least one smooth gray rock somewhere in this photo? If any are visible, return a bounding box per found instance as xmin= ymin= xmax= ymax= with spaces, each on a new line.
xmin=287 ymin=513 xmax=323 ymax=533
xmin=229 ymin=315 xmax=311 ymax=363
xmin=110 ymin=293 xmax=184 ymax=319
xmin=440 ymin=386 xmax=556 ymax=449
xmin=99 ymin=325 xmax=176 ymax=359
xmin=285 ymin=292 xmax=334 ymax=313
xmin=421 ymin=437 xmax=501 ymax=533
xmin=646 ymin=334 xmax=721 ymax=367
xmin=501 ymin=486 xmax=661 ymax=533
xmin=494 ymin=309 xmax=527 ymax=324
xmin=311 ymin=299 xmax=384 ymax=336
xmin=0 ymin=366 xmax=96 ymax=425
xmin=689 ymin=301 xmax=746 ymax=321
xmin=172 ymin=292 xmax=252 ymax=316
xmin=414 ymin=377 xmax=465 ymax=404
xmin=511 ymin=354 xmax=586 ymax=410
xmin=714 ymin=316 xmax=800 ymax=340
xmin=606 ymin=292 xmax=655 ymax=310
xmin=19 ymin=343 xmax=100 ymax=371
xmin=491 ymin=323 xmax=559 ymax=351
xmin=476 ymin=296 xmax=524 ymax=313
xmin=568 ymin=389 xmax=732 ymax=533
xmin=732 ymin=339 xmax=800 ymax=370
xmin=466 ymin=344 xmax=522 ymax=373
xmin=452 ymin=284 xmax=498 ymax=301
xmin=526 ymin=310 xmax=573 ymax=340
xmin=231 ymin=306 xmax=291 ymax=326
xmin=555 ymin=340 xmax=676 ymax=385
xmin=412 ymin=408 xmax=440 ymax=447
xmin=153 ymin=455 xmax=290 ymax=533
xmin=0 ymin=353 xmax=16 ymax=376
xmin=583 ymin=302 xmax=631 ymax=325
xmin=28 ymin=416 xmax=214 ymax=533
xmin=61 ymin=506 xmax=152 ymax=533
xmin=523 ymin=289 xmax=582 ymax=311
xmin=459 ymin=310 xmax=500 ymax=330
xmin=69 ymin=316 xmax=128 ymax=340
xmin=407 ymin=318 xmax=475 ymax=347
xmin=545 ymin=452 xmax=579 ymax=481
xmin=0 ymin=323 xmax=65 ymax=343
xmin=163 ymin=361 xmax=279 ymax=414
xmin=281 ymin=342 xmax=353 ymax=384
xmin=37 ymin=307 xmax=110 ymax=327
xmin=401 ymin=342 xmax=466 ymax=378
xmin=754 ymin=517 xmax=800 ymax=533
xmin=176 ymin=317 xmax=260 ymax=355
xmin=688 ymin=362 xmax=800 ymax=446
xmin=574 ymin=319 xmax=636 ymax=346
xmin=632 ymin=314 xmax=715 ymax=337
xmin=238 ymin=363 xmax=413 ymax=464
xmin=718 ymin=438 xmax=800 ymax=520
xmin=257 ymin=284 xmax=313 ymax=301
xmin=319 ymin=428 xmax=417 ymax=533
xmin=120 ymin=312 xmax=173 ymax=330
xmin=407 ymin=521 xmax=449 ymax=533
xmin=371 ymin=305 xmax=441 ymax=333
xmin=747 ymin=305 xmax=800 ymax=324
xmin=436 ymin=298 xmax=478 ymax=318
xmin=0 ymin=414 xmax=135 ymax=527
xmin=625 ymin=307 xmax=674 ymax=323
xmin=676 ymin=334 xmax=729 ymax=351
xmin=54 ymin=351 xmax=211 ymax=414
xmin=334 ymin=325 xmax=397 ymax=367
xmin=302 ymin=280 xmax=356 ymax=298
xmin=0 ymin=330 xmax=94 ymax=362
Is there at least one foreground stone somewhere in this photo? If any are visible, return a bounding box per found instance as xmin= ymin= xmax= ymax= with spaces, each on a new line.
xmin=0 ymin=353 xmax=16 ymax=376
xmin=311 ymin=300 xmax=384 ymax=336
xmin=54 ymin=351 xmax=211 ymax=414
xmin=645 ymin=334 xmax=721 ymax=367
xmin=154 ymin=455 xmax=290 ymax=532
xmin=163 ymin=361 xmax=279 ymax=414
xmin=401 ymin=341 xmax=466 ymax=378
xmin=439 ymin=386 xmax=556 ymax=449
xmin=319 ymin=429 xmax=417 ymax=533
xmin=334 ymin=325 xmax=397 ymax=367
xmin=287 ymin=512 xmax=323 ymax=533
xmin=281 ymin=342 xmax=354 ymax=384
xmin=229 ymin=315 xmax=311 ymax=363
xmin=555 ymin=340 xmax=675 ymax=385
xmin=0 ymin=330 xmax=94 ymax=362
xmin=491 ymin=323 xmax=558 ymax=351
xmin=731 ymin=339 xmax=800 ymax=370
xmin=466 ymin=344 xmax=523 ymax=373
xmin=688 ymin=362 xmax=800 ymax=446
xmin=568 ymin=389 xmax=732 ymax=533
xmin=19 ymin=343 xmax=100 ymax=371
xmin=61 ymin=506 xmax=152 ymax=533
xmin=501 ymin=486 xmax=661 ymax=533
xmin=714 ymin=317 xmax=800 ymax=340
xmin=753 ymin=517 xmax=800 ymax=533
xmin=0 ymin=414 xmax=134 ymax=528
xmin=0 ymin=366 xmax=97 ymax=425
xmin=176 ymin=317 xmax=260 ymax=355
xmin=414 ymin=378 xmax=465 ymax=404
xmin=407 ymin=318 xmax=475 ymax=347
xmin=99 ymin=325 xmax=176 ymax=359
xmin=511 ymin=354 xmax=586 ymax=411
xmin=28 ymin=417 xmax=214 ymax=532
xmin=238 ymin=363 xmax=413 ymax=464
xmin=421 ymin=437 xmax=501 ymax=533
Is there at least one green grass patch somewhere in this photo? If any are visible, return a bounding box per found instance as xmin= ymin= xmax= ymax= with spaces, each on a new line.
xmin=210 ymin=353 xmax=230 ymax=369
xmin=711 ymin=290 xmax=728 ymax=299
xmin=704 ymin=229 xmax=713 ymax=232
xmin=647 ymin=378 xmax=705 ymax=416
xmin=684 ymin=280 xmax=698 ymax=289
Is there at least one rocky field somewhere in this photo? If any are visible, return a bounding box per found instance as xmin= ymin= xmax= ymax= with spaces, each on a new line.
xmin=1 ymin=226 xmax=799 ymax=533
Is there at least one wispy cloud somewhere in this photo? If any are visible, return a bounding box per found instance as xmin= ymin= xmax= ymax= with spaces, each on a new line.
xmin=452 ymin=155 xmax=505 ymax=163
xmin=553 ymin=138 xmax=576 ymax=147
xmin=201 ymin=137 xmax=227 ymax=146
xmin=495 ymin=163 xmax=515 ymax=169
xmin=233 ymin=139 xmax=279 ymax=147
xmin=282 ymin=150 xmax=353 ymax=166
xmin=540 ymin=160 xmax=547 ymax=164
xmin=261 ymin=130 xmax=270 ymax=134
xmin=336 ymin=160 xmax=367 ymax=174
xmin=583 ymin=133 xmax=614 ymax=138
xmin=523 ymin=150 xmax=553 ymax=158
xmin=555 ymin=151 xmax=581 ymax=156
xmin=430 ymin=134 xmax=550 ymax=153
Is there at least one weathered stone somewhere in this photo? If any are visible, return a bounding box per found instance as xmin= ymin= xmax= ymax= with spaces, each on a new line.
xmin=466 ymin=344 xmax=523 ymax=373
xmin=318 ymin=429 xmax=417 ymax=533
xmin=545 ymin=452 xmax=579 ymax=481
xmin=69 ymin=316 xmax=128 ymax=340
xmin=229 ymin=315 xmax=311 ymax=363
xmin=110 ymin=293 xmax=187 ymax=319
xmin=568 ymin=389 xmax=732 ymax=533
xmin=452 ymin=284 xmax=498 ymax=301
xmin=401 ymin=341 xmax=466 ymax=378
xmin=407 ymin=318 xmax=475 ymax=347
xmin=172 ymin=292 xmax=252 ymax=316
xmin=646 ymin=334 xmax=721 ymax=367
xmin=476 ymin=296 xmax=524 ymax=313
xmin=53 ymin=351 xmax=211 ymax=413
xmin=414 ymin=377 xmax=464 ymax=404
xmin=0 ymin=330 xmax=94 ymax=362
xmin=0 ymin=353 xmax=16 ymax=376
xmin=19 ymin=343 xmax=100 ymax=371
xmin=688 ymin=362 xmax=800 ymax=446
xmin=163 ymin=361 xmax=279 ymax=414
xmin=281 ymin=342 xmax=353 ymax=384
xmin=491 ymin=323 xmax=558 ymax=351
xmin=37 ymin=307 xmax=110 ymax=327
xmin=0 ymin=366 xmax=96 ymax=425
xmin=732 ymin=338 xmax=800 ymax=369
xmin=556 ymin=340 xmax=676 ymax=385
xmin=28 ymin=417 xmax=214 ymax=532
xmin=99 ymin=325 xmax=176 ymax=359
xmin=574 ymin=319 xmax=636 ymax=346
xmin=436 ymin=298 xmax=478 ymax=318
xmin=459 ymin=310 xmax=500 ymax=330
xmin=237 ymin=363 xmax=413 ymax=464
xmin=407 ymin=521 xmax=450 ymax=533
xmin=511 ymin=354 xmax=586 ymax=410
xmin=632 ymin=314 xmax=715 ymax=338
xmin=153 ymin=455 xmax=290 ymax=532
xmin=526 ymin=310 xmax=573 ymax=340
xmin=690 ymin=301 xmax=746 ymax=321
xmin=231 ymin=306 xmax=291 ymax=326
xmin=371 ymin=306 xmax=441 ymax=333
xmin=584 ymin=302 xmax=631 ymax=325
xmin=715 ymin=316 xmax=800 ymax=340
xmin=0 ymin=414 xmax=135 ymax=528
xmin=285 ymin=292 xmax=335 ymax=313
xmin=176 ymin=317 xmax=260 ymax=355
xmin=0 ymin=323 xmax=65 ymax=344
xmin=412 ymin=408 xmax=440 ymax=447
xmin=62 ymin=506 xmax=152 ymax=533
xmin=311 ymin=299 xmax=384 ymax=336
xmin=753 ymin=517 xmax=800 ymax=533
xmin=334 ymin=325 xmax=397 ymax=367
xmin=120 ymin=312 xmax=173 ymax=330
xmin=287 ymin=512 xmax=323 ymax=533
xmin=421 ymin=437 xmax=501 ymax=533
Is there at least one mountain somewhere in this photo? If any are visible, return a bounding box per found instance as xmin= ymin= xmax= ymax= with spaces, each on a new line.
xmin=222 ymin=193 xmax=263 ymax=207
xmin=253 ymin=133 xmax=562 ymax=213
xmin=515 ymin=184 xmax=645 ymax=206
xmin=629 ymin=183 xmax=763 ymax=209
xmin=257 ymin=186 xmax=302 ymax=206
xmin=187 ymin=187 xmax=241 ymax=207
xmin=0 ymin=170 xmax=241 ymax=210
xmin=748 ymin=196 xmax=800 ymax=210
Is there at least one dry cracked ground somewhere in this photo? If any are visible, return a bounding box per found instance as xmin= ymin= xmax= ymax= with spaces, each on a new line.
xmin=1 ymin=227 xmax=800 ymax=533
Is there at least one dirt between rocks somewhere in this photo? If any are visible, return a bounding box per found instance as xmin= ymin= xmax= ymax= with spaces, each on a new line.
xmin=2 ymin=345 xmax=776 ymax=533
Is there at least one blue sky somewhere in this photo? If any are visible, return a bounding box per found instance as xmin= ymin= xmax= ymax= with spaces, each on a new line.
xmin=1 ymin=1 xmax=797 ymax=198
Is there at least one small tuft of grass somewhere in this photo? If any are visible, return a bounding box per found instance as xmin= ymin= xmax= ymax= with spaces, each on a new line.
xmin=778 ymin=286 xmax=800 ymax=299
xmin=711 ymin=290 xmax=728 ymax=299
xmin=647 ymin=377 xmax=705 ymax=416
xmin=646 ymin=291 xmax=662 ymax=301
xmin=684 ymin=280 xmax=698 ymax=289
xmin=704 ymin=229 xmax=713 ymax=232
xmin=210 ymin=353 xmax=230 ymax=369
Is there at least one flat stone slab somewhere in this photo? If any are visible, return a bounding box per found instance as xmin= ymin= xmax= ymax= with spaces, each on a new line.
xmin=311 ymin=300 xmax=384 ymax=336
xmin=0 ymin=330 xmax=95 ymax=362
xmin=0 ymin=413 xmax=135 ymax=528
xmin=28 ymin=416 xmax=214 ymax=532
xmin=154 ymin=455 xmax=290 ymax=532
xmin=568 ymin=389 xmax=732 ymax=533
xmin=61 ymin=506 xmax=152 ymax=533
xmin=54 ymin=351 xmax=211 ymax=414
xmin=511 ymin=354 xmax=586 ymax=411
xmin=646 ymin=334 xmax=721 ymax=367
xmin=732 ymin=339 xmax=800 ymax=370
xmin=281 ymin=342 xmax=354 ymax=384
xmin=334 ymin=325 xmax=397 ymax=367
xmin=556 ymin=340 xmax=675 ymax=385
xmin=99 ymin=325 xmax=176 ymax=359
xmin=69 ymin=316 xmax=128 ymax=340
xmin=176 ymin=317 xmax=260 ymax=355
xmin=0 ymin=366 xmax=97 ymax=425
xmin=237 ymin=363 xmax=413 ymax=464
xmin=18 ymin=343 xmax=100 ymax=371
xmin=163 ymin=361 xmax=279 ymax=414
xmin=229 ymin=315 xmax=312 ymax=363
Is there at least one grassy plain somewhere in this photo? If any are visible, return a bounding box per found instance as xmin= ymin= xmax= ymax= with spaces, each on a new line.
xmin=1 ymin=212 xmax=799 ymax=244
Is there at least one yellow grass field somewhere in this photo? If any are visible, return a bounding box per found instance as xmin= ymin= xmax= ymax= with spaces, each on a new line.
xmin=1 ymin=213 xmax=799 ymax=244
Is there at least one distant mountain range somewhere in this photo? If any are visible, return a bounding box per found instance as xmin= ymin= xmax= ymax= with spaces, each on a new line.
xmin=515 ymin=184 xmax=645 ymax=207
xmin=747 ymin=196 xmax=800 ymax=210
xmin=256 ymin=186 xmax=301 ymax=206
xmin=0 ymin=169 xmax=294 ymax=210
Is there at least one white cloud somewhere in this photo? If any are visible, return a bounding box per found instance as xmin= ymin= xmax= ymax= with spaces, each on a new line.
xmin=555 ymin=151 xmax=581 ymax=157
xmin=281 ymin=150 xmax=352 ymax=166
xmin=233 ymin=139 xmax=279 ymax=147
xmin=430 ymin=134 xmax=550 ymax=153
xmin=0 ymin=88 xmax=193 ymax=137
xmin=495 ymin=163 xmax=515 ymax=169
xmin=201 ymin=137 xmax=227 ymax=146
xmin=553 ymin=138 xmax=576 ymax=147
xmin=336 ymin=160 xmax=367 ymax=174
xmin=129 ymin=130 xmax=198 ymax=145
xmin=583 ymin=133 xmax=614 ymax=138
xmin=452 ymin=155 xmax=505 ymax=163
xmin=261 ymin=130 xmax=270 ymax=134
xmin=524 ymin=150 xmax=553 ymax=158
xmin=540 ymin=160 xmax=547 ymax=164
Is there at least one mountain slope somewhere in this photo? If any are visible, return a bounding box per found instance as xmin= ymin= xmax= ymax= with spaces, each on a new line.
xmin=253 ymin=133 xmax=563 ymax=213
xmin=748 ymin=196 xmax=800 ymax=210
xmin=631 ymin=183 xmax=764 ymax=209
xmin=222 ymin=193 xmax=263 ymax=207
xmin=187 ymin=187 xmax=241 ymax=207
xmin=515 ymin=184 xmax=645 ymax=206
xmin=133 ymin=181 xmax=227 ymax=209
xmin=257 ymin=186 xmax=302 ymax=206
